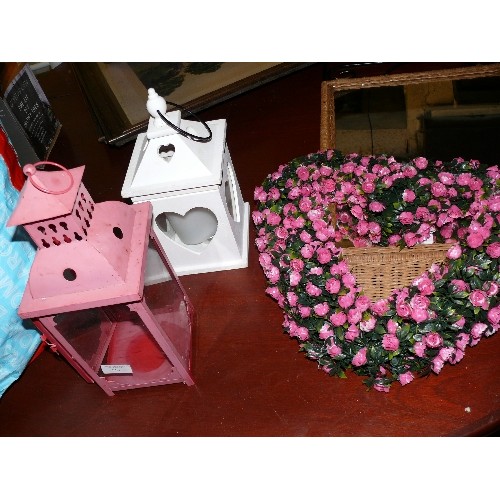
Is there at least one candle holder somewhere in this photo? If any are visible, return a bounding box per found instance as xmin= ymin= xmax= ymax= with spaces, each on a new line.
xmin=8 ymin=161 xmax=195 ymax=396
xmin=121 ymin=89 xmax=249 ymax=276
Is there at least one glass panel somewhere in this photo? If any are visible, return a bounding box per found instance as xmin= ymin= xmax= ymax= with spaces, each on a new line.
xmin=47 ymin=308 xmax=114 ymax=371
xmin=143 ymin=236 xmax=191 ymax=367
xmin=103 ymin=303 xmax=175 ymax=386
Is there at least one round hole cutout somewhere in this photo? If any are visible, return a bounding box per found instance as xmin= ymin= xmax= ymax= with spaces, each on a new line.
xmin=63 ymin=268 xmax=77 ymax=281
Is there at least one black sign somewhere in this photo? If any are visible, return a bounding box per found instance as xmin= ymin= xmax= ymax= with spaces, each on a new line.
xmin=4 ymin=65 xmax=60 ymax=160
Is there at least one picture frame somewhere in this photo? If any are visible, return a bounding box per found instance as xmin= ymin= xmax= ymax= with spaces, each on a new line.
xmin=320 ymin=63 xmax=500 ymax=161
xmin=72 ymin=62 xmax=310 ymax=146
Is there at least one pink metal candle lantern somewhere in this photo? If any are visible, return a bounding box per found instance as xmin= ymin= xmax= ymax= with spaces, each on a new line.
xmin=7 ymin=161 xmax=195 ymax=396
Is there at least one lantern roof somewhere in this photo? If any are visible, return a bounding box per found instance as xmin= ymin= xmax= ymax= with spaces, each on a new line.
xmin=17 ymin=201 xmax=151 ymax=318
xmin=121 ymin=119 xmax=226 ymax=199
xmin=7 ymin=166 xmax=85 ymax=227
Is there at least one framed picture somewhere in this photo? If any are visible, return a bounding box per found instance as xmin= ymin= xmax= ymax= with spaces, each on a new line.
xmin=320 ymin=63 xmax=500 ymax=163
xmin=73 ymin=62 xmax=310 ymax=146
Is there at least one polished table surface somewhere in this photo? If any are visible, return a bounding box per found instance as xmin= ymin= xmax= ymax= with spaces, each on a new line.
xmin=1 ymin=63 xmax=498 ymax=436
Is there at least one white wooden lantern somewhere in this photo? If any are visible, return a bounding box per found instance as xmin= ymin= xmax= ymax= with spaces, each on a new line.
xmin=121 ymin=89 xmax=249 ymax=276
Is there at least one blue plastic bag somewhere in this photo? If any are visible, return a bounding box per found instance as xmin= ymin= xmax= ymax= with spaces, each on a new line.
xmin=0 ymin=154 xmax=40 ymax=398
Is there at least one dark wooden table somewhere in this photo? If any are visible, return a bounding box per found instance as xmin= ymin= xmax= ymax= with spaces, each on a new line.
xmin=1 ymin=63 xmax=498 ymax=436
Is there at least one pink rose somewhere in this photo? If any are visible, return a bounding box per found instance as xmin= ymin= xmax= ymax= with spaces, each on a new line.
xmin=296 ymin=165 xmax=310 ymax=181
xmin=342 ymin=272 xmax=356 ymax=287
xmin=313 ymin=302 xmax=330 ymax=317
xmin=258 ymin=252 xmax=272 ymax=270
xmin=373 ymin=382 xmax=390 ymax=393
xmin=330 ymin=311 xmax=347 ymax=327
xmin=399 ymin=211 xmax=414 ymax=225
xmin=451 ymin=279 xmax=468 ymax=292
xmin=266 ymin=287 xmax=283 ymax=303
xmin=403 ymin=232 xmax=418 ymax=247
xmin=469 ymin=290 xmax=489 ymax=310
xmin=468 ymin=178 xmax=483 ymax=190
xmin=316 ymin=247 xmax=332 ymax=264
xmin=268 ymin=187 xmax=280 ymax=200
xmin=275 ymin=226 xmax=288 ymax=239
xmin=290 ymin=258 xmax=304 ymax=272
xmin=351 ymin=347 xmax=368 ymax=366
xmin=286 ymin=292 xmax=298 ymax=307
xmin=338 ymin=293 xmax=355 ymax=309
xmin=399 ymin=371 xmax=414 ymax=386
xmin=487 ymin=306 xmax=500 ymax=326
xmin=308 ymin=267 xmax=323 ymax=276
xmin=410 ymin=294 xmax=430 ymax=311
xmin=254 ymin=186 xmax=268 ymax=202
xmin=483 ymin=282 xmax=499 ymax=297
xmin=415 ymin=206 xmax=432 ymax=221
xmin=289 ymin=271 xmax=301 ymax=287
xmin=431 ymin=181 xmax=447 ymax=198
xmin=447 ymin=244 xmax=463 ymax=260
xmin=362 ymin=180 xmax=375 ymax=193
xmin=295 ymin=326 xmax=309 ymax=341
xmin=371 ymin=299 xmax=389 ymax=316
xmin=266 ymin=212 xmax=281 ymax=226
xmin=347 ymin=308 xmax=362 ymax=324
xmin=369 ymin=201 xmax=385 ymax=212
xmin=298 ymin=305 xmax=311 ymax=318
xmin=325 ymin=278 xmax=341 ymax=294
xmin=486 ymin=242 xmax=500 ymax=258
xmin=414 ymin=276 xmax=435 ymax=295
xmin=345 ymin=324 xmax=359 ymax=341
xmin=425 ymin=332 xmax=442 ymax=348
xmin=305 ymin=282 xmax=322 ymax=297
xmin=300 ymin=244 xmax=315 ymax=259
xmin=488 ymin=194 xmax=500 ymax=211
xmin=331 ymin=261 xmax=349 ymax=275
xmin=471 ymin=322 xmax=488 ymax=339
xmin=438 ymin=171 xmax=455 ymax=185
xmin=450 ymin=349 xmax=465 ymax=364
xmin=355 ymin=295 xmax=371 ymax=312
xmin=356 ymin=220 xmax=370 ymax=235
xmin=300 ymin=230 xmax=313 ymax=243
xmin=439 ymin=347 xmax=454 ymax=361
xmin=327 ymin=342 xmax=342 ymax=357
xmin=456 ymin=333 xmax=470 ymax=351
xmin=432 ymin=356 xmax=445 ymax=374
xmin=298 ymin=197 xmax=313 ymax=212
xmin=414 ymin=157 xmax=428 ymax=169
xmin=265 ymin=266 xmax=280 ymax=283
xmin=320 ymin=165 xmax=333 ymax=176
xmin=411 ymin=307 xmax=429 ymax=323
xmin=319 ymin=323 xmax=333 ymax=339
xmin=466 ymin=233 xmax=485 ymax=249
xmin=403 ymin=189 xmax=416 ymax=202
xmin=360 ymin=316 xmax=376 ymax=332
xmin=382 ymin=334 xmax=399 ymax=351
xmin=350 ymin=205 xmax=364 ymax=219
xmin=383 ymin=319 xmax=397 ymax=336
xmin=368 ymin=222 xmax=381 ymax=235
xmin=388 ymin=234 xmax=402 ymax=245
xmin=413 ymin=341 xmax=426 ymax=357
xmin=396 ymin=301 xmax=411 ymax=318
xmin=252 ymin=210 xmax=265 ymax=225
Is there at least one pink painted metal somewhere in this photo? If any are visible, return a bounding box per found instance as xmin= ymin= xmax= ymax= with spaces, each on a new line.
xmin=9 ymin=162 xmax=195 ymax=395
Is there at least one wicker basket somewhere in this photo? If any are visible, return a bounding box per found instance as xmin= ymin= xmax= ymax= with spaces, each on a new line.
xmin=341 ymin=243 xmax=453 ymax=301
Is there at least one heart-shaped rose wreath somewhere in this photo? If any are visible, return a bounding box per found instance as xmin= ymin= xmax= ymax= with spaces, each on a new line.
xmin=253 ymin=150 xmax=500 ymax=391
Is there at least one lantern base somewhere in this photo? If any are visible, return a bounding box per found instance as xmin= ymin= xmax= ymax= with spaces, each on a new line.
xmin=162 ymin=201 xmax=250 ymax=276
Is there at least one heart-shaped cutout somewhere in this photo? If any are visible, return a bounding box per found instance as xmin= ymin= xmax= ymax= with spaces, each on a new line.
xmin=155 ymin=208 xmax=218 ymax=246
xmin=158 ymin=144 xmax=175 ymax=162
